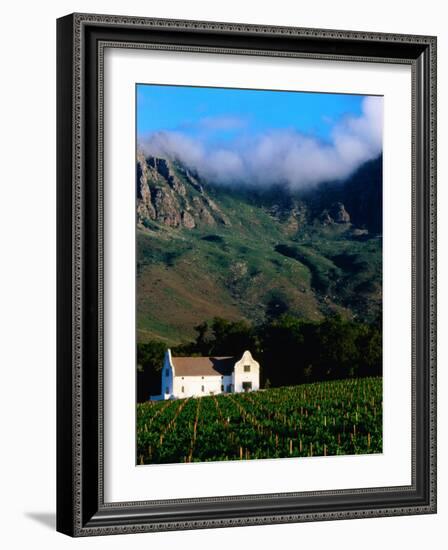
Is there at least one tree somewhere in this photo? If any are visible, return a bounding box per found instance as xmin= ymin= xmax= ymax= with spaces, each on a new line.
xmin=136 ymin=340 xmax=167 ymax=402
xmin=208 ymin=317 xmax=258 ymax=357
xmin=315 ymin=316 xmax=359 ymax=379
xmin=258 ymin=314 xmax=308 ymax=387
xmin=356 ymin=322 xmax=382 ymax=377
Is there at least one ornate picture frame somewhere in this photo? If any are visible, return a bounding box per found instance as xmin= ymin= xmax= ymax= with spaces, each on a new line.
xmin=57 ymin=13 xmax=437 ymax=536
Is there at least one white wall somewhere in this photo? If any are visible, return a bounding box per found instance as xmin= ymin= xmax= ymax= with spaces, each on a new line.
xmin=0 ymin=1 xmax=446 ymax=549
xmin=233 ymin=352 xmax=260 ymax=392
xmin=161 ymin=353 xmax=173 ymax=397
xmin=172 ymin=374 xmax=232 ymax=397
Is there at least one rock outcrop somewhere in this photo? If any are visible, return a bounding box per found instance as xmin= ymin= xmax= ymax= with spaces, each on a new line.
xmin=329 ymin=202 xmax=351 ymax=223
xmin=137 ymin=154 xmax=231 ymax=230
xmin=267 ymin=200 xmax=308 ymax=235
xmin=152 ymin=187 xmax=182 ymax=227
xmin=319 ymin=202 xmax=351 ymax=225
xmin=137 ymin=153 xmax=156 ymax=221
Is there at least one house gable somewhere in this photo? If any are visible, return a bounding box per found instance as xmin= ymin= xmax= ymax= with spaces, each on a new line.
xmin=233 ymin=350 xmax=260 ymax=393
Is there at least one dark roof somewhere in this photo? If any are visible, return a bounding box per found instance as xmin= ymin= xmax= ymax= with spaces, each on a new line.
xmin=171 ymin=356 xmax=235 ymax=377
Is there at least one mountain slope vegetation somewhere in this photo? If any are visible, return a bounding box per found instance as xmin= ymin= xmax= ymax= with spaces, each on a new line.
xmin=136 ymin=153 xmax=382 ymax=345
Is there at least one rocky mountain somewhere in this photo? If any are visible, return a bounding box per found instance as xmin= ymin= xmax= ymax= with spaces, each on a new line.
xmin=136 ymin=153 xmax=383 ymax=344
xmin=137 ymin=152 xmax=230 ymax=230
xmin=137 ymin=153 xmax=384 ymax=236
xmin=303 ymin=156 xmax=383 ymax=234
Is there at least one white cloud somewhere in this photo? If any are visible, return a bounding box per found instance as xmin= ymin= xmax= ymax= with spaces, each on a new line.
xmin=139 ymin=96 xmax=383 ymax=190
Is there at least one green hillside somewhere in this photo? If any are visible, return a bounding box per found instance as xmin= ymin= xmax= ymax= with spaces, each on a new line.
xmin=136 ymin=155 xmax=382 ymax=345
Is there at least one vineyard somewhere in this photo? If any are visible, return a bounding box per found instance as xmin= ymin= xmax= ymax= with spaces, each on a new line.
xmin=137 ymin=377 xmax=382 ymax=464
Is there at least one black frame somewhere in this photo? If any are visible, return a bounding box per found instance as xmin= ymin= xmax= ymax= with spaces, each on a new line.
xmin=57 ymin=13 xmax=437 ymax=537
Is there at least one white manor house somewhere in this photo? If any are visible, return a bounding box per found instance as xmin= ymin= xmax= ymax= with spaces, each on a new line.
xmin=151 ymin=349 xmax=260 ymax=400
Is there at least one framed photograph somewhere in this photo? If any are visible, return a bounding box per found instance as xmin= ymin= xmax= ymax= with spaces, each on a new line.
xmin=57 ymin=13 xmax=437 ymax=536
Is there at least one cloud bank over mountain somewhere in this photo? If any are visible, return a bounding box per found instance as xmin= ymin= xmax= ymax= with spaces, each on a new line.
xmin=139 ymin=96 xmax=383 ymax=190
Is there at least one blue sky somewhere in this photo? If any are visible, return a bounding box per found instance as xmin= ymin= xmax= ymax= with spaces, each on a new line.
xmin=137 ymin=84 xmax=365 ymax=143
xmin=136 ymin=84 xmax=382 ymax=189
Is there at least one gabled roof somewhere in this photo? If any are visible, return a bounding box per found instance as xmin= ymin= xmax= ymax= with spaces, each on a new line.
xmin=171 ymin=356 xmax=235 ymax=377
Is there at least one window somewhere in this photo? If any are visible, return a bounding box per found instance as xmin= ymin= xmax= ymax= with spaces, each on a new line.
xmin=242 ymin=381 xmax=252 ymax=392
xmin=201 ymin=385 xmax=204 ymax=392
xmin=165 ymin=387 xmax=169 ymax=394
xmin=244 ymin=365 xmax=250 ymax=372
xmin=181 ymin=386 xmax=184 ymax=393
xmin=221 ymin=385 xmax=224 ymax=392
xmin=165 ymin=369 xmax=169 ymax=377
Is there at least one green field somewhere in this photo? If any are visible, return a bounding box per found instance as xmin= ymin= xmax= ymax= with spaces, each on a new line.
xmin=137 ymin=377 xmax=382 ymax=464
